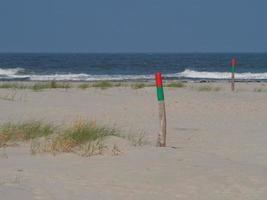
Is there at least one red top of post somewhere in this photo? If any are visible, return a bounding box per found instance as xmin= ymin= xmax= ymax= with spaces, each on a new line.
xmin=155 ymin=72 xmax=163 ymax=87
xmin=231 ymin=58 xmax=236 ymax=67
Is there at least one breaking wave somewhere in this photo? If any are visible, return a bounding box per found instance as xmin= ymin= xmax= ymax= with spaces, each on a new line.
xmin=0 ymin=68 xmax=267 ymax=81
xmin=178 ymin=69 xmax=267 ymax=80
xmin=0 ymin=68 xmax=25 ymax=76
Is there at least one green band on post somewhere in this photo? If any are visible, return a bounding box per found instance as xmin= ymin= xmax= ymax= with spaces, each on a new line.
xmin=157 ymin=87 xmax=164 ymax=101
xmin=231 ymin=66 xmax=235 ymax=73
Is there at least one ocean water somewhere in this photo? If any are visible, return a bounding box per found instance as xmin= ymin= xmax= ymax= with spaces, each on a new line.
xmin=0 ymin=53 xmax=267 ymax=81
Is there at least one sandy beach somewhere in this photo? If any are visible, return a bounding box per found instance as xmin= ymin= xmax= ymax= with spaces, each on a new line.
xmin=1 ymin=81 xmax=267 ymax=199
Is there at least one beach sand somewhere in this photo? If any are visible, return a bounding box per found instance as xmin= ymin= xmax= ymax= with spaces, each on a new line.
xmin=0 ymin=82 xmax=267 ymax=199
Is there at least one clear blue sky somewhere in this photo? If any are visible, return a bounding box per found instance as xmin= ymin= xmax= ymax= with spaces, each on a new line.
xmin=1 ymin=0 xmax=267 ymax=53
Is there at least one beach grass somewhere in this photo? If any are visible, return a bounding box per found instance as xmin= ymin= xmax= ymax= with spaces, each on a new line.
xmin=30 ymin=120 xmax=119 ymax=156
xmin=60 ymin=121 xmax=114 ymax=156
xmin=0 ymin=121 xmax=55 ymax=146
xmin=0 ymin=91 xmax=18 ymax=101
xmin=78 ymin=83 xmax=90 ymax=89
xmin=0 ymin=83 xmax=27 ymax=89
xmin=32 ymin=81 xmax=71 ymax=91
xmin=78 ymin=82 xmax=122 ymax=90
xmin=166 ymin=82 xmax=186 ymax=88
xmin=254 ymin=87 xmax=267 ymax=92
xmin=92 ymin=81 xmax=113 ymax=89
xmin=124 ymin=131 xmax=148 ymax=147
xmin=60 ymin=120 xmax=117 ymax=148
xmin=131 ymin=83 xmax=146 ymax=89
xmin=0 ymin=118 xmax=147 ymax=156
xmin=0 ymin=81 xmax=71 ymax=91
xmin=197 ymin=85 xmax=221 ymax=92
xmin=113 ymin=82 xmax=122 ymax=87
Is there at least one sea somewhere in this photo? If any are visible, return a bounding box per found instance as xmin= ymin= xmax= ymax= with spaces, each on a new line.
xmin=0 ymin=53 xmax=267 ymax=81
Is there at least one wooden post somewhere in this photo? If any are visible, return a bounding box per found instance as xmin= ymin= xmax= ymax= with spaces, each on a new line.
xmin=155 ymin=72 xmax=166 ymax=147
xmin=231 ymin=58 xmax=236 ymax=91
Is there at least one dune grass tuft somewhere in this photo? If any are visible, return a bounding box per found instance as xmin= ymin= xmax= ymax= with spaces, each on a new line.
xmin=126 ymin=131 xmax=148 ymax=146
xmin=0 ymin=83 xmax=27 ymax=89
xmin=131 ymin=83 xmax=146 ymax=89
xmin=0 ymin=91 xmax=18 ymax=101
xmin=254 ymin=87 xmax=267 ymax=92
xmin=0 ymin=121 xmax=55 ymax=146
xmin=1 ymin=119 xmax=148 ymax=157
xmin=166 ymin=82 xmax=186 ymax=88
xmin=32 ymin=81 xmax=71 ymax=91
xmin=78 ymin=83 xmax=90 ymax=89
xmin=92 ymin=81 xmax=113 ymax=89
xmin=61 ymin=120 xmax=117 ymax=147
xmin=197 ymin=85 xmax=221 ymax=92
xmin=31 ymin=120 xmax=118 ymax=156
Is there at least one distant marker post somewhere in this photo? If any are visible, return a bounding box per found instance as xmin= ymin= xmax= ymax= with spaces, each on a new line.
xmin=155 ymin=72 xmax=167 ymax=147
xmin=231 ymin=58 xmax=236 ymax=91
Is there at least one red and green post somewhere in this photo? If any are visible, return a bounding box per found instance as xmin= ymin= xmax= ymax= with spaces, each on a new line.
xmin=155 ymin=72 xmax=167 ymax=147
xmin=231 ymin=58 xmax=236 ymax=91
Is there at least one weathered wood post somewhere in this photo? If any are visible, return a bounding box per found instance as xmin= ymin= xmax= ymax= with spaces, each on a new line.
xmin=231 ymin=58 xmax=236 ymax=91
xmin=155 ymin=72 xmax=167 ymax=147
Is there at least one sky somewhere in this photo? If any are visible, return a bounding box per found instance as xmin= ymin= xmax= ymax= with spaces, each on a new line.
xmin=0 ymin=0 xmax=267 ymax=53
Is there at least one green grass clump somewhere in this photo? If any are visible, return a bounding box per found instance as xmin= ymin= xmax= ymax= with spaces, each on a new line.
xmin=113 ymin=82 xmax=122 ymax=87
xmin=254 ymin=88 xmax=262 ymax=92
xmin=78 ymin=83 xmax=90 ymax=89
xmin=124 ymin=132 xmax=148 ymax=146
xmin=0 ymin=121 xmax=55 ymax=144
xmin=0 ymin=119 xmax=146 ymax=157
xmin=0 ymin=119 xmax=118 ymax=157
xmin=197 ymin=85 xmax=221 ymax=92
xmin=254 ymin=88 xmax=267 ymax=92
xmin=32 ymin=83 xmax=49 ymax=91
xmin=62 ymin=121 xmax=116 ymax=145
xmin=166 ymin=82 xmax=186 ymax=88
xmin=131 ymin=83 xmax=146 ymax=89
xmin=0 ymin=83 xmax=27 ymax=89
xmin=32 ymin=81 xmax=71 ymax=91
xmin=44 ymin=120 xmax=118 ymax=154
xmin=92 ymin=81 xmax=113 ymax=89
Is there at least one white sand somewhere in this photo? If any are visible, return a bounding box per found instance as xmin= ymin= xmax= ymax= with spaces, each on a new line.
xmin=1 ymin=82 xmax=267 ymax=199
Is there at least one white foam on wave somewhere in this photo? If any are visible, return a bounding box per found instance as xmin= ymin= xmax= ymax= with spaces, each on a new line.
xmin=29 ymin=74 xmax=155 ymax=81
xmin=179 ymin=69 xmax=267 ymax=80
xmin=1 ymin=68 xmax=267 ymax=81
xmin=0 ymin=68 xmax=24 ymax=76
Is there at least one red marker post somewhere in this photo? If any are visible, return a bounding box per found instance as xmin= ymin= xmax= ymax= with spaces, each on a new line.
xmin=155 ymin=72 xmax=167 ymax=147
xmin=231 ymin=58 xmax=236 ymax=91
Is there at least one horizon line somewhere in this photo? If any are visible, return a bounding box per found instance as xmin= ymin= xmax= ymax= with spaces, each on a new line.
xmin=0 ymin=51 xmax=267 ymax=54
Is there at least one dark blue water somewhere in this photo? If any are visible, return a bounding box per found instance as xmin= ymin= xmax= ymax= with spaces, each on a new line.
xmin=0 ymin=53 xmax=267 ymax=81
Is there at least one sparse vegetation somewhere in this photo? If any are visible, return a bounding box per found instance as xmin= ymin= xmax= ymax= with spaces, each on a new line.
xmin=166 ymin=82 xmax=186 ymax=88
xmin=32 ymin=81 xmax=71 ymax=91
xmin=0 ymin=119 xmax=150 ymax=157
xmin=92 ymin=81 xmax=113 ymax=89
xmin=0 ymin=83 xmax=27 ymax=89
xmin=0 ymin=91 xmax=18 ymax=101
xmin=197 ymin=85 xmax=221 ymax=92
xmin=60 ymin=120 xmax=117 ymax=148
xmin=122 ymin=131 xmax=148 ymax=147
xmin=113 ymin=82 xmax=122 ymax=87
xmin=111 ymin=144 xmax=121 ymax=156
xmin=254 ymin=87 xmax=267 ymax=92
xmin=0 ymin=81 xmax=152 ymax=91
xmin=78 ymin=83 xmax=90 ymax=89
xmin=131 ymin=83 xmax=146 ymax=89
xmin=0 ymin=121 xmax=56 ymax=146
xmin=30 ymin=120 xmax=119 ymax=156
